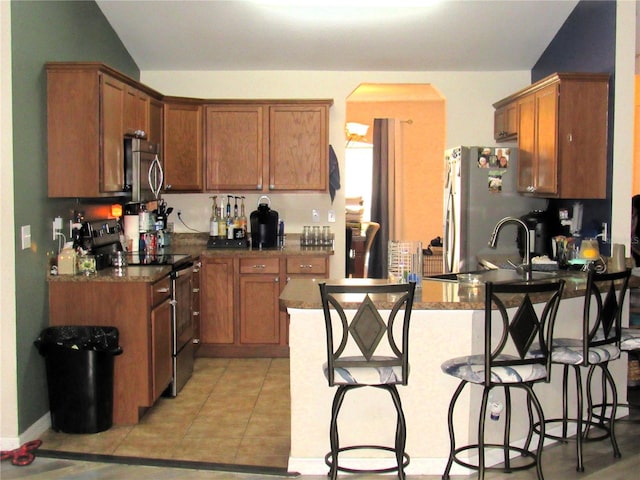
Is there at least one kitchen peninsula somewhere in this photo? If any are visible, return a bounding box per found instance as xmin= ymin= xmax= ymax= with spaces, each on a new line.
xmin=281 ymin=275 xmax=634 ymax=476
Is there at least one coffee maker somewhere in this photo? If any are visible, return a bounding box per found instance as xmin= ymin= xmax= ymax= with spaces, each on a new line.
xmin=250 ymin=196 xmax=279 ymax=249
xmin=518 ymin=209 xmax=557 ymax=258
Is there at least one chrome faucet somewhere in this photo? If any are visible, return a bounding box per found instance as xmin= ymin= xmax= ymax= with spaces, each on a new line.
xmin=488 ymin=216 xmax=533 ymax=281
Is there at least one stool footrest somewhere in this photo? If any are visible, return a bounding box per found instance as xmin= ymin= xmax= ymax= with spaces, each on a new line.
xmin=449 ymin=443 xmax=538 ymax=473
xmin=533 ymin=418 xmax=611 ymax=442
xmin=324 ymin=445 xmax=410 ymax=475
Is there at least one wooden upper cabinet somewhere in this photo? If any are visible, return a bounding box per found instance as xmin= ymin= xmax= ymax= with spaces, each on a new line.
xmin=148 ymin=98 xmax=163 ymax=147
xmin=204 ymin=100 xmax=332 ymax=192
xmin=204 ymin=105 xmax=266 ymax=190
xmin=46 ymin=63 xmax=163 ymax=198
xmin=163 ymin=101 xmax=203 ymax=191
xmin=496 ymin=72 xmax=609 ymax=199
xmin=124 ymin=85 xmax=149 ymax=137
xmin=517 ymin=84 xmax=559 ymax=196
xmin=269 ymin=104 xmax=328 ymax=191
xmin=101 ymin=74 xmax=126 ymax=193
xmin=493 ymin=101 xmax=518 ymax=142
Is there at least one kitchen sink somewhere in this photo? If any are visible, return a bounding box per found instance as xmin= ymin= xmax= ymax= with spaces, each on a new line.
xmin=424 ymin=268 xmax=574 ymax=284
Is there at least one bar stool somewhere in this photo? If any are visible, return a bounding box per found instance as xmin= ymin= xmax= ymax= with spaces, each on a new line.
xmin=319 ymin=281 xmax=416 ymax=480
xmin=534 ymin=268 xmax=631 ymax=472
xmin=441 ymin=280 xmax=565 ymax=480
xmin=590 ymin=326 xmax=640 ymax=424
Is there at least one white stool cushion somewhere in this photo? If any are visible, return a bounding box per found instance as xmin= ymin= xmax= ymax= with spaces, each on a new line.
xmin=324 ymin=356 xmax=405 ymax=385
xmin=621 ymin=328 xmax=640 ymax=351
xmin=441 ymin=354 xmax=547 ymax=384
xmin=551 ymin=338 xmax=620 ymax=365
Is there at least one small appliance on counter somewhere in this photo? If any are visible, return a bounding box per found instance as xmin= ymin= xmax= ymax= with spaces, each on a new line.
xmin=77 ymin=219 xmax=124 ymax=270
xmin=517 ymin=209 xmax=561 ymax=259
xmin=250 ymin=195 xmax=279 ymax=249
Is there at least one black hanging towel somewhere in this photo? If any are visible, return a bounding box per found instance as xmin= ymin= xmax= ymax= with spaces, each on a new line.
xmin=329 ymin=144 xmax=340 ymax=203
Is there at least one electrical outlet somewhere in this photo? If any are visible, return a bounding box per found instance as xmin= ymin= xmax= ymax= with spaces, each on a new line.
xmin=21 ymin=225 xmax=31 ymax=250
xmin=312 ymin=209 xmax=320 ymax=223
xmin=328 ymin=210 xmax=336 ymax=223
xmin=53 ymin=217 xmax=62 ymax=240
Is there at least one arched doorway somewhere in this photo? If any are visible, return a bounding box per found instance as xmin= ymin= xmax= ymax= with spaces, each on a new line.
xmin=345 ymin=83 xmax=446 ymax=276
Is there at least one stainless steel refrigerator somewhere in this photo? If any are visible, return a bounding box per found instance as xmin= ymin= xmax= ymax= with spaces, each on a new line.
xmin=443 ymin=146 xmax=546 ymax=273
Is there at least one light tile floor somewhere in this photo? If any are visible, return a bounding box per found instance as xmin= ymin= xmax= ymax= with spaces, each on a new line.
xmin=38 ymin=357 xmax=291 ymax=468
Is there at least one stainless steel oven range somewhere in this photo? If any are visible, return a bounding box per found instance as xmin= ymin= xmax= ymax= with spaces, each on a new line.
xmin=127 ymin=252 xmax=195 ymax=397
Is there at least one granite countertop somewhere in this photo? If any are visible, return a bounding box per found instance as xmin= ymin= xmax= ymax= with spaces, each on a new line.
xmin=48 ymin=233 xmax=333 ymax=282
xmin=280 ymin=272 xmax=638 ymax=311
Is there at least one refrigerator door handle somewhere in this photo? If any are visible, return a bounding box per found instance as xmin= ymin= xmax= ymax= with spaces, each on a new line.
xmin=444 ymin=191 xmax=456 ymax=274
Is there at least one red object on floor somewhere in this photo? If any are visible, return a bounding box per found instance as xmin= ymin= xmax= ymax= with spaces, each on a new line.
xmin=0 ymin=439 xmax=43 ymax=466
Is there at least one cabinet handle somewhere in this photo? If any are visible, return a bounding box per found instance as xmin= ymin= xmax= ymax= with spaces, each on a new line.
xmin=165 ymin=184 xmax=172 ymax=190
xmin=192 ymin=287 xmax=200 ymax=293
xmin=193 ymin=311 xmax=200 ymax=316
xmin=299 ymin=264 xmax=313 ymax=269
xmin=275 ymin=277 xmax=280 ymax=283
xmin=156 ymin=287 xmax=170 ymax=294
xmin=193 ymin=338 xmax=200 ymax=344
xmin=269 ymin=184 xmax=275 ymax=190
xmin=567 ymin=133 xmax=573 ymax=142
xmin=252 ymin=264 xmax=266 ymax=269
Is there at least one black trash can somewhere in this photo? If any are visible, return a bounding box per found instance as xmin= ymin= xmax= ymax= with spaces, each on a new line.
xmin=35 ymin=326 xmax=123 ymax=434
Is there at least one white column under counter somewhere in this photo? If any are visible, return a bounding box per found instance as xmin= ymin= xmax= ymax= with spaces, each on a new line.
xmin=281 ymin=275 xmax=635 ymax=476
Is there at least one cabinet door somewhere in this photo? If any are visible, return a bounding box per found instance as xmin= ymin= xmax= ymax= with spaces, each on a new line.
xmin=151 ymin=298 xmax=172 ymax=401
xmin=204 ymin=105 xmax=266 ymax=190
xmin=164 ymin=102 xmax=203 ymax=191
xmin=124 ymin=86 xmax=148 ymax=137
xmin=533 ymin=84 xmax=559 ymax=195
xmin=47 ymin=68 xmax=101 ymax=197
xmin=239 ymin=273 xmax=280 ymax=344
xmin=148 ymin=98 xmax=163 ymax=146
xmin=201 ymin=257 xmax=235 ymax=344
xmin=516 ymin=94 xmax=535 ymax=193
xmin=494 ymin=102 xmax=517 ymax=141
xmin=101 ymin=74 xmax=126 ymax=193
xmin=269 ymin=104 xmax=328 ymax=191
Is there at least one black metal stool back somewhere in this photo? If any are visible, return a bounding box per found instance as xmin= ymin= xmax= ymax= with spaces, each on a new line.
xmin=540 ymin=268 xmax=631 ymax=472
xmin=319 ymin=281 xmax=416 ymax=479
xmin=441 ymin=279 xmax=565 ymax=480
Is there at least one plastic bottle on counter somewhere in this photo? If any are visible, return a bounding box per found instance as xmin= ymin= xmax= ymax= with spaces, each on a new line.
xmin=57 ymin=242 xmax=77 ymax=275
xmin=209 ymin=196 xmax=219 ymax=238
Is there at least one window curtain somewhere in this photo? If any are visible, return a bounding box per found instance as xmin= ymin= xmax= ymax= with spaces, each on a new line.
xmin=369 ymin=118 xmax=399 ymax=278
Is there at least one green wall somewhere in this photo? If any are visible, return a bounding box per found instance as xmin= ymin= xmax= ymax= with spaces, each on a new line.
xmin=11 ymin=0 xmax=138 ymax=431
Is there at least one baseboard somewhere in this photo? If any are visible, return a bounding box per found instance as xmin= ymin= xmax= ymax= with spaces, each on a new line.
xmin=0 ymin=411 xmax=50 ymax=451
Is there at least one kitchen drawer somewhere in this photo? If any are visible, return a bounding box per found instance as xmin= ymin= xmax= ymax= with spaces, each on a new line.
xmin=286 ymin=256 xmax=327 ymax=276
xmin=239 ymin=257 xmax=280 ymax=274
xmin=151 ymin=275 xmax=171 ymax=306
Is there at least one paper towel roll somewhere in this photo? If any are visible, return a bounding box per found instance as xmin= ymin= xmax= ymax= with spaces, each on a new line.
xmin=123 ymin=215 xmax=139 ymax=252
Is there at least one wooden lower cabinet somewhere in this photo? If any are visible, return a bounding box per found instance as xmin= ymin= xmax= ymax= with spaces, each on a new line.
xmin=199 ymin=253 xmax=330 ymax=357
xmin=200 ymin=257 xmax=234 ymax=345
xmin=48 ymin=275 xmax=171 ymax=425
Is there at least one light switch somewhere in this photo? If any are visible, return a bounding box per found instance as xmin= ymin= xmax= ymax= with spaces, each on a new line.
xmin=21 ymin=225 xmax=31 ymax=250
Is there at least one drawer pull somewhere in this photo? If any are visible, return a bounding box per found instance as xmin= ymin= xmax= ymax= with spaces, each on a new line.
xmin=252 ymin=264 xmax=266 ymax=269
xmin=299 ymin=264 xmax=313 ymax=269
xmin=193 ymin=311 xmax=200 ymax=316
xmin=156 ymin=287 xmax=170 ymax=294
xmin=192 ymin=288 xmax=200 ymax=293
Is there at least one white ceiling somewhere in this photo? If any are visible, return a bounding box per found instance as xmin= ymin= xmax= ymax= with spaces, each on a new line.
xmin=95 ymin=0 xmax=581 ymax=72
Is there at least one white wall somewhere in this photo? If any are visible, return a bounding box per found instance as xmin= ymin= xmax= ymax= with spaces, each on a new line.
xmin=142 ymin=70 xmax=531 ymax=276
xmin=0 ymin=0 xmax=18 ymax=449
